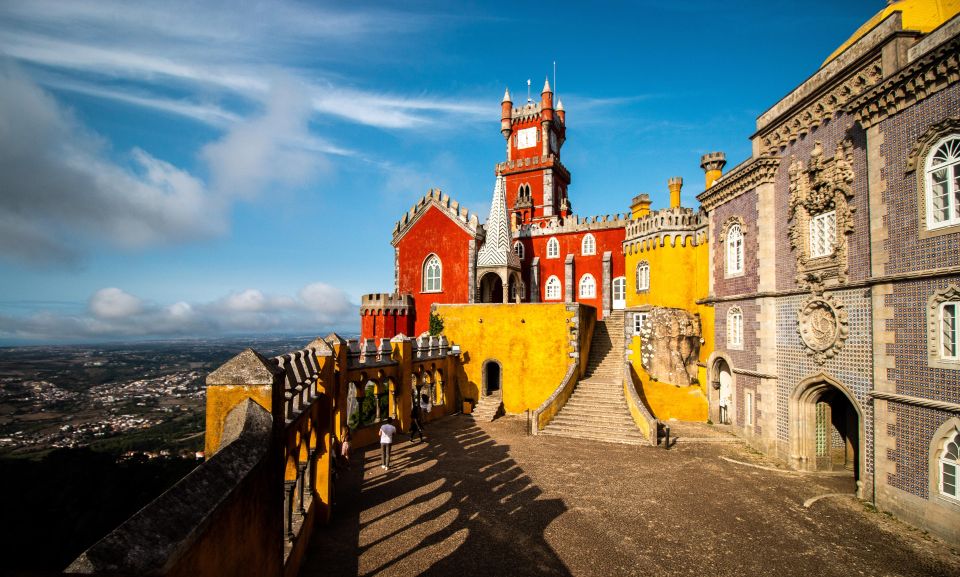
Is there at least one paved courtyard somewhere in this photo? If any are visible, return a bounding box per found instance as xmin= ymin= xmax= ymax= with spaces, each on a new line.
xmin=303 ymin=416 xmax=960 ymax=577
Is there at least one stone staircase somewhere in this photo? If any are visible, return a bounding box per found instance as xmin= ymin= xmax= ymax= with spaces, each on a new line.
xmin=468 ymin=391 xmax=502 ymax=422
xmin=540 ymin=311 xmax=647 ymax=445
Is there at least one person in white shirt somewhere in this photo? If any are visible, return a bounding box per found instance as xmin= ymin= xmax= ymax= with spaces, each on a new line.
xmin=378 ymin=419 xmax=397 ymax=470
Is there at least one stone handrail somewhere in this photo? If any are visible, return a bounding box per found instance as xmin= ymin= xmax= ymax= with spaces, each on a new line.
xmin=66 ymin=399 xmax=282 ymax=576
xmin=530 ymin=360 xmax=579 ymax=435
xmin=622 ymin=364 xmax=658 ymax=445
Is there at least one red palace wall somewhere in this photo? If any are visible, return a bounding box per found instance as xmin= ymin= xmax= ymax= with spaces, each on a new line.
xmin=396 ymin=205 xmax=474 ymax=335
xmin=523 ymin=226 xmax=625 ymax=318
xmin=360 ymin=311 xmax=413 ymax=342
xmin=504 ymin=171 xmax=544 ymax=221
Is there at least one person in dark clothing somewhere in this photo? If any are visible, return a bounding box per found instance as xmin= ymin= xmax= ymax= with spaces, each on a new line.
xmin=410 ymin=402 xmax=425 ymax=442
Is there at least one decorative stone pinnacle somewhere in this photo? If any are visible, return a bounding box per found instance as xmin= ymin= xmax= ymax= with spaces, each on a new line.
xmin=700 ymin=152 xmax=727 ymax=172
xmin=502 ymin=87 xmax=511 ymax=103
xmin=542 ymin=77 xmax=552 ymax=94
xmin=556 ymin=99 xmax=564 ymax=111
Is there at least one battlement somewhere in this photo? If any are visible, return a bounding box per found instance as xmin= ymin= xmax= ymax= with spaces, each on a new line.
xmin=496 ymin=154 xmax=570 ymax=180
xmin=518 ymin=212 xmax=631 ymax=237
xmin=623 ymin=206 xmax=707 ymax=252
xmin=510 ymin=101 xmax=543 ymax=123
xmin=360 ymin=293 xmax=414 ymax=315
xmin=392 ymin=188 xmax=482 ymax=244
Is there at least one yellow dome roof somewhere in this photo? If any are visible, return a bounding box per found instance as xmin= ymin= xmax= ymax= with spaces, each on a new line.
xmin=823 ymin=0 xmax=960 ymax=66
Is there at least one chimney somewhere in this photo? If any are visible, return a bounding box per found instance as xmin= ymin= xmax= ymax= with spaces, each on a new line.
xmin=668 ymin=177 xmax=683 ymax=208
xmin=700 ymin=152 xmax=727 ymax=189
xmin=631 ymin=194 xmax=652 ymax=219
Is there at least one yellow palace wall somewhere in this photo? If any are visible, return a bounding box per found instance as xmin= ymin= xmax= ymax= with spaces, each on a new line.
xmin=624 ymin=237 xmax=713 ymax=422
xmin=435 ymin=303 xmax=581 ymax=415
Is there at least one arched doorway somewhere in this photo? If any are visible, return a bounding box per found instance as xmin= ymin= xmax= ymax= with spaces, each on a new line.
xmin=482 ymin=359 xmax=502 ymax=396
xmin=710 ymin=357 xmax=734 ymax=425
xmin=479 ymin=272 xmax=504 ymax=303
xmin=791 ymin=374 xmax=863 ymax=492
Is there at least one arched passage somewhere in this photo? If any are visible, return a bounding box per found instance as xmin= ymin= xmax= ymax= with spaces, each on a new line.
xmin=482 ymin=359 xmax=502 ymax=396
xmin=709 ymin=356 xmax=735 ymax=425
xmin=791 ymin=374 xmax=863 ymax=492
xmin=479 ymin=272 xmax=505 ymax=303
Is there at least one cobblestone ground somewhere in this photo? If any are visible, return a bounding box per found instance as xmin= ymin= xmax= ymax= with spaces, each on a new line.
xmin=303 ymin=416 xmax=960 ymax=577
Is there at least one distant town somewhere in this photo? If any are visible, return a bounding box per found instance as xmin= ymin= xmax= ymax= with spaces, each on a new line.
xmin=0 ymin=335 xmax=332 ymax=458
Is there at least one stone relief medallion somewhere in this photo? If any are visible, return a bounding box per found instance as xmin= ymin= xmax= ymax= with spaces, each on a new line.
xmin=797 ymin=293 xmax=849 ymax=364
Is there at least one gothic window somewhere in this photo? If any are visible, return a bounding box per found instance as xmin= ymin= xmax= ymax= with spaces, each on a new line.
xmin=633 ymin=312 xmax=648 ymax=335
xmin=636 ymin=261 xmax=650 ymax=292
xmin=726 ymin=223 xmax=744 ymax=276
xmin=809 ymin=211 xmax=837 ymax=258
xmin=423 ymin=254 xmax=442 ymax=292
xmin=546 ymin=237 xmax=560 ymax=259
xmin=941 ymin=301 xmax=958 ymax=362
xmin=545 ymin=276 xmax=562 ymax=301
xmin=513 ymin=241 xmax=524 ymax=259
xmin=939 ymin=428 xmax=960 ymax=501
xmin=727 ymin=307 xmax=743 ymax=350
xmin=581 ymin=233 xmax=596 ymax=256
xmin=578 ymin=274 xmax=596 ymax=299
xmin=928 ymin=285 xmax=960 ymax=369
xmin=925 ymin=135 xmax=960 ymax=230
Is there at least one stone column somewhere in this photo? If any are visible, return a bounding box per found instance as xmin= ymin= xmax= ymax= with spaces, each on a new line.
xmin=543 ymin=169 xmax=555 ymax=217
xmin=565 ymin=254 xmax=575 ymax=303
xmin=530 ymin=257 xmax=541 ymax=303
xmin=468 ymin=239 xmax=477 ymax=303
xmin=602 ymin=251 xmax=612 ymax=316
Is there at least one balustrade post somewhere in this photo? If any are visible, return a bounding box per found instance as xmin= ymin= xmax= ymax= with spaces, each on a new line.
xmin=284 ymin=480 xmax=296 ymax=541
xmin=297 ymin=464 xmax=308 ymax=516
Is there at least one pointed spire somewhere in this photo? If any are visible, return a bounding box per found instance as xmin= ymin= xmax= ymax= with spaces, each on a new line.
xmin=477 ymin=176 xmax=520 ymax=268
xmin=542 ymin=77 xmax=552 ymax=94
xmin=502 ymin=87 xmax=512 ymax=103
xmin=556 ymin=99 xmax=564 ymax=111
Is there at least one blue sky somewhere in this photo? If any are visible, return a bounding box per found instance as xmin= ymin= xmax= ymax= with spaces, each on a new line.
xmin=0 ymin=0 xmax=880 ymax=343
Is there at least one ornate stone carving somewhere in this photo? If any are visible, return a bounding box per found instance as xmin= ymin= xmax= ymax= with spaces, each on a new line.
xmin=928 ymin=284 xmax=960 ymax=370
xmin=760 ymin=59 xmax=882 ymax=154
xmin=905 ymin=116 xmax=960 ymax=172
xmin=718 ymin=215 xmax=746 ymax=242
xmin=696 ymin=156 xmax=780 ymax=211
xmin=797 ymin=291 xmax=849 ymax=364
xmin=638 ymin=307 xmax=702 ymax=386
xmin=788 ymin=140 xmax=855 ymax=289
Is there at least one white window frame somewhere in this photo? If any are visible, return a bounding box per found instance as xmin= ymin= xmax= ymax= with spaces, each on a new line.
xmin=581 ymin=233 xmax=596 ymax=256
xmin=727 ymin=306 xmax=743 ymax=350
xmin=726 ymin=223 xmax=744 ymax=276
xmin=578 ymin=274 xmax=596 ymax=299
xmin=941 ymin=301 xmax=959 ymax=362
xmin=636 ymin=261 xmax=650 ymax=292
xmin=422 ymin=254 xmax=442 ymax=293
xmin=925 ymin=135 xmax=960 ymax=231
xmin=939 ymin=429 xmax=960 ymax=501
xmin=633 ymin=312 xmax=648 ymax=335
xmin=809 ymin=210 xmax=837 ymax=259
xmin=546 ymin=237 xmax=560 ymax=259
xmin=612 ymin=276 xmax=626 ymax=308
xmin=745 ymin=391 xmax=754 ymax=427
xmin=545 ymin=275 xmax=562 ymax=301
xmin=513 ymin=241 xmax=524 ymax=260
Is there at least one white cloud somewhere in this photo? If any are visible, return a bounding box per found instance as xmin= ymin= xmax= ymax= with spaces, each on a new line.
xmin=0 ymin=283 xmax=359 ymax=342
xmin=89 ymin=288 xmax=143 ymax=319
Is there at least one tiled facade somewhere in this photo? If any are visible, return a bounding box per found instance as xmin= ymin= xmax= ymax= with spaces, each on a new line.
xmin=696 ymin=11 xmax=960 ymax=544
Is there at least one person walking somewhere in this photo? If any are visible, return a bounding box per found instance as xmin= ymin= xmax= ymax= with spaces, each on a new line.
xmin=379 ymin=418 xmax=397 ymax=470
xmin=340 ymin=429 xmax=352 ymax=469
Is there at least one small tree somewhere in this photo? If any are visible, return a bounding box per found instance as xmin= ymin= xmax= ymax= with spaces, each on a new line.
xmin=429 ymin=311 xmax=444 ymax=336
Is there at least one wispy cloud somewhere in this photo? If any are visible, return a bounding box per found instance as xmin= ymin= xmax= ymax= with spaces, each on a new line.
xmin=0 ymin=283 xmax=357 ymax=342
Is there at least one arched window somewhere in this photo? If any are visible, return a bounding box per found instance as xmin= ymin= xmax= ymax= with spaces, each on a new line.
xmin=941 ymin=300 xmax=958 ymax=361
xmin=578 ymin=274 xmax=596 ymax=298
xmin=546 ymin=237 xmax=560 ymax=259
xmin=513 ymin=241 xmax=524 ymax=259
xmin=726 ymin=224 xmax=744 ymax=276
xmin=581 ymin=233 xmax=596 ymax=256
xmin=545 ymin=276 xmax=562 ymax=300
xmin=727 ymin=307 xmax=743 ymax=350
xmin=636 ymin=261 xmax=650 ymax=292
xmin=939 ymin=428 xmax=959 ymax=501
xmin=423 ymin=254 xmax=441 ymax=292
xmin=925 ymin=135 xmax=960 ymax=230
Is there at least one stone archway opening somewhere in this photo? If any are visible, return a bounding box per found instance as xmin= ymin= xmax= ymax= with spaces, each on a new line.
xmin=710 ymin=358 xmax=734 ymax=425
xmin=479 ymin=272 xmax=504 ymax=303
xmin=792 ymin=376 xmax=863 ymax=492
xmin=482 ymin=359 xmax=502 ymax=397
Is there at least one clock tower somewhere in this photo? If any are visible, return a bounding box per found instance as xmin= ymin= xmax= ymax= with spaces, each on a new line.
xmin=497 ymin=78 xmax=571 ymax=227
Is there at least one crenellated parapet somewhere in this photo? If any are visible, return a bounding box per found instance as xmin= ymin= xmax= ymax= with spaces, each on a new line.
xmin=392 ymin=188 xmax=483 ymax=245
xmin=495 ymin=153 xmax=570 ymax=180
xmin=360 ymin=293 xmax=414 ymax=316
xmin=517 ymin=212 xmax=630 ymax=237
xmin=622 ymin=206 xmax=707 ymax=254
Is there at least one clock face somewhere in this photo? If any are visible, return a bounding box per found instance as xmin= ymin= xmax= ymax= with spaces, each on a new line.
xmin=517 ymin=127 xmax=537 ymax=150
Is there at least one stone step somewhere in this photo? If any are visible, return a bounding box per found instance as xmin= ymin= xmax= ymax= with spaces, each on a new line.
xmin=539 ymin=428 xmax=646 ymax=445
xmin=549 ymin=417 xmax=638 ymax=431
xmin=557 ymin=403 xmax=629 ymax=416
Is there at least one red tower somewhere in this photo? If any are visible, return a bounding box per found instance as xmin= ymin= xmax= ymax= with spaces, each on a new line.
xmin=497 ymin=79 xmax=571 ymax=227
